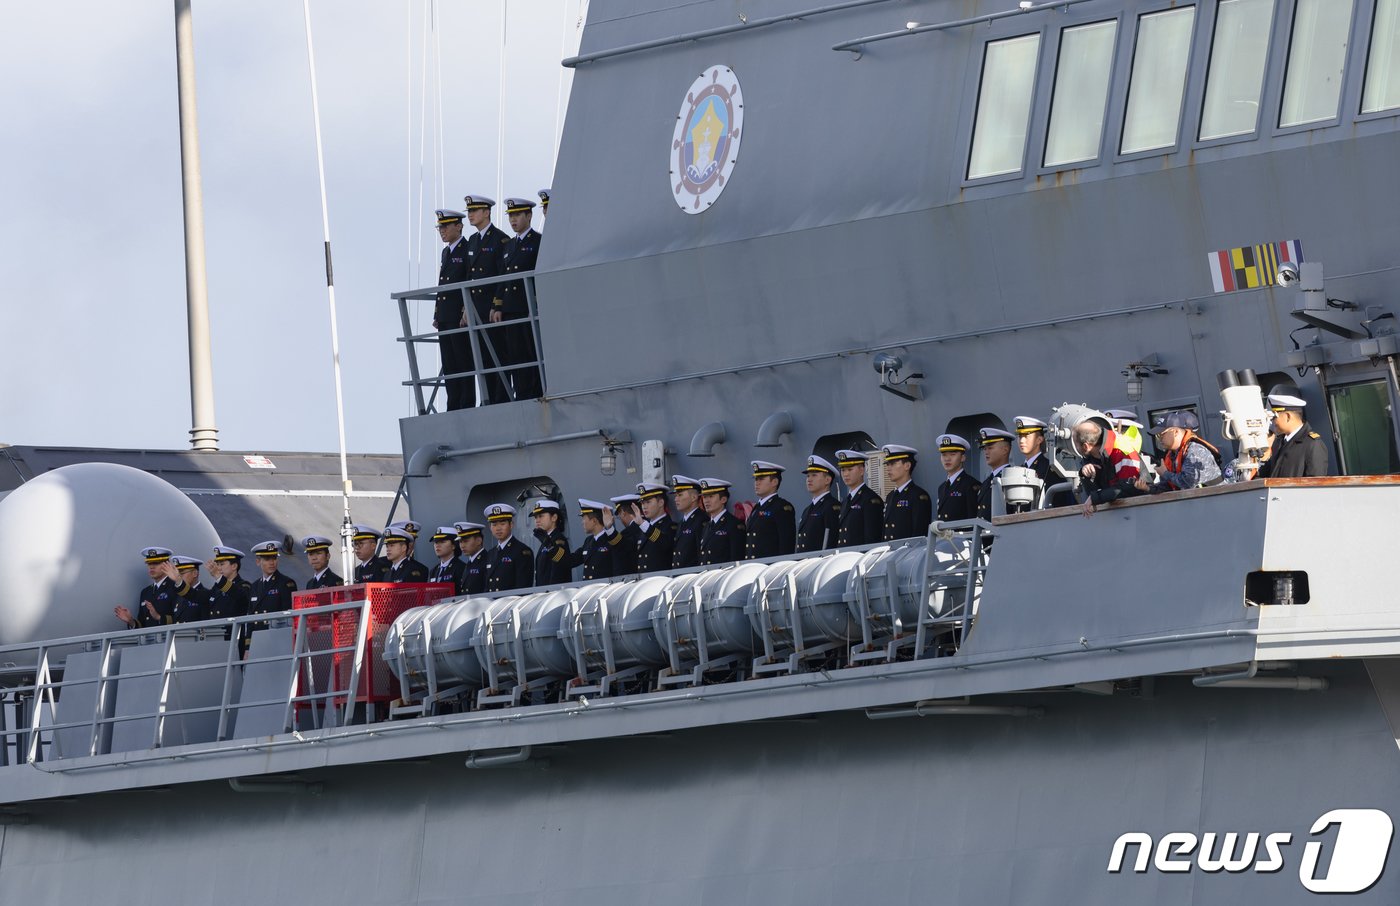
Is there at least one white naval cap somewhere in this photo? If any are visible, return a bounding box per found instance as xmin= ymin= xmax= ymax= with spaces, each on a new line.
xmin=1103 ymin=408 xmax=1138 ymax=421
xmin=1013 ymin=416 xmax=1047 ymax=434
xmin=349 ymin=524 xmax=381 ymax=542
xmin=802 ymin=455 xmax=838 ymax=476
xmin=484 ymin=503 xmax=517 ymax=522
xmin=935 ymin=435 xmax=968 ymax=454
xmin=213 ymin=545 xmax=245 ymax=562
xmin=698 ymin=478 xmax=732 ymax=495
xmin=388 ymin=519 xmax=421 ymax=537
xmin=751 ymin=460 xmax=785 ymax=477
xmin=834 ymin=449 xmax=868 ymax=467
xmin=670 ymin=475 xmax=701 ymax=492
xmin=382 ymin=526 xmax=414 ymax=544
xmin=1267 ymin=392 xmax=1307 ymax=411
xmin=884 ymin=442 xmax=922 ymax=460
xmin=529 ymin=499 xmax=561 ymax=517
xmin=454 ymin=521 xmax=485 ymax=538
xmin=462 ymin=194 xmax=495 ymax=210
xmin=609 ymin=493 xmax=641 ymax=504
xmin=434 ymin=209 xmax=465 ymax=225
xmin=636 ymin=481 xmax=668 ymax=500
xmin=430 ymin=526 xmax=460 ymax=543
xmin=251 ymin=541 xmax=281 ymax=558
xmin=301 ymin=535 xmax=333 ymax=553
xmin=537 ymin=188 xmax=551 ymax=208
xmin=141 ymin=546 xmax=173 ymax=563
xmin=978 ymin=428 xmax=1015 ymax=447
xmin=171 ymin=555 xmax=201 ymax=569
xmin=504 ymin=197 xmax=537 ymax=214
xmin=577 ymin=499 xmax=607 ymax=517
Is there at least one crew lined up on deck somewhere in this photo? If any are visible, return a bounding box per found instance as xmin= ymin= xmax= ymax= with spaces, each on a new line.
xmin=434 ymin=190 xmax=550 ymax=411
xmin=115 ymin=394 xmax=1329 ymax=629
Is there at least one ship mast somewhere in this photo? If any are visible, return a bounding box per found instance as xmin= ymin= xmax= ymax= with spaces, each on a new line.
xmin=173 ymin=0 xmax=219 ymax=452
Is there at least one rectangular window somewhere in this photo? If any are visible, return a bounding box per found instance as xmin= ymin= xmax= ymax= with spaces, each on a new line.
xmin=968 ymin=34 xmax=1041 ymax=179
xmin=1327 ymin=380 xmax=1400 ymax=475
xmin=1363 ymin=0 xmax=1400 ymax=113
xmin=1044 ymin=20 xmax=1118 ymax=167
xmin=1121 ymin=7 xmax=1197 ymax=154
xmin=1280 ymin=0 xmax=1355 ymax=126
xmin=1200 ymin=0 xmax=1275 ymax=140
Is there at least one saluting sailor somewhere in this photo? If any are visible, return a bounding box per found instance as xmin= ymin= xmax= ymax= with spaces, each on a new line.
xmin=1257 ymin=392 xmax=1330 ymax=478
xmin=744 ymin=460 xmax=796 ymax=559
xmin=203 ymin=546 xmax=252 ymax=623
xmin=975 ymin=428 xmax=1015 ymax=520
xmin=796 ymin=455 xmax=840 ymax=552
xmin=350 ymin=524 xmax=391 ymax=583
xmin=170 ymin=555 xmax=211 ymax=623
xmin=1014 ymin=416 xmax=1053 ymax=484
xmin=835 ymin=449 xmax=883 ymax=547
xmin=383 ymin=526 xmax=430 ymax=583
xmin=302 ymin=535 xmax=343 ymax=589
xmin=429 ymin=526 xmax=467 ymax=590
xmin=531 ymin=499 xmax=572 ymax=586
xmin=698 ymin=478 xmax=745 ymax=565
xmin=115 ymin=546 xmax=182 ymax=629
xmin=882 ymin=444 xmax=934 ymax=540
xmin=484 ymin=504 xmax=534 ymax=591
xmin=634 ymin=481 xmax=676 ymax=573
xmin=606 ymin=493 xmax=643 ymax=575
xmin=670 ymin=475 xmax=705 ymax=569
xmin=454 ymin=522 xmax=489 ymax=595
xmin=934 ymin=435 xmax=980 ymax=523
xmin=564 ymin=499 xmax=615 ymax=581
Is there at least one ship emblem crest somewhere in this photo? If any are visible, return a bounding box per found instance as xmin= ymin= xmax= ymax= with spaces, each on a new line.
xmin=671 ymin=66 xmax=743 ymax=214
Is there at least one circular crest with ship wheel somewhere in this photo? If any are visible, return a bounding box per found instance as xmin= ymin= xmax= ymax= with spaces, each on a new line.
xmin=670 ymin=66 xmax=743 ymax=214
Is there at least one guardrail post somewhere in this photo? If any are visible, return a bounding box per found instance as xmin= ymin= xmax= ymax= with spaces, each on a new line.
xmin=524 ymin=275 xmax=546 ymax=393
xmin=398 ymin=295 xmax=427 ymax=415
xmin=342 ymin=597 xmax=373 ymax=726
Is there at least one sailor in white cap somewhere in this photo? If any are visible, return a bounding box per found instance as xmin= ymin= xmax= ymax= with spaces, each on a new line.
xmin=531 ymin=499 xmax=571 ymax=587
xmin=428 ymin=527 xmax=467 ymax=590
xmin=1258 ymin=392 xmax=1330 ymax=478
xmin=169 ymin=555 xmax=212 ymax=623
xmin=1013 ymin=416 xmax=1053 ymax=484
xmin=494 ymin=197 xmax=544 ymax=401
xmin=115 ymin=546 xmax=181 ymax=629
xmin=302 ymin=535 xmax=342 ymax=589
xmin=454 ymin=522 xmax=489 ymax=594
xmin=204 ymin=546 xmax=252 ymax=626
xmin=670 ymin=475 xmax=705 ymax=569
xmin=797 ymin=455 xmax=840 ymax=552
xmin=634 ymin=481 xmax=676 ymax=573
xmin=434 ymin=208 xmax=475 ymax=410
xmin=976 ymin=428 xmax=1016 ymax=520
xmin=247 ymin=542 xmax=298 ymax=646
xmin=931 ymin=436 xmax=979 ymax=525
xmin=383 ymin=525 xmax=430 ymax=583
xmin=563 ymin=499 xmax=616 ymax=581
xmin=697 ymin=478 xmax=745 ymax=565
xmin=882 ymin=444 xmax=935 ymax=540
xmin=350 ymin=523 xmax=391 ymax=583
xmin=463 ymin=194 xmax=509 ymax=401
xmin=607 ymin=493 xmax=643 ymax=574
xmin=745 ymin=461 xmax=796 ymax=559
xmin=537 ymin=188 xmax=550 ymax=218
xmin=483 ymin=503 xmax=534 ymax=591
xmin=834 ymin=449 xmax=883 ymax=547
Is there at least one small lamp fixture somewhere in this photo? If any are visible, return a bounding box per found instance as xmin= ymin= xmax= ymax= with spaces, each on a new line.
xmin=1121 ymin=354 xmax=1169 ymax=403
xmin=598 ymin=429 xmax=633 ymax=476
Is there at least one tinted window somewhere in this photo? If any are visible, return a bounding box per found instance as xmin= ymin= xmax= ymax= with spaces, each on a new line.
xmin=1122 ymin=7 xmax=1197 ymax=153
xmin=1200 ymin=0 xmax=1275 ymax=139
xmin=1045 ymin=20 xmax=1118 ymax=166
xmin=1280 ymin=0 xmax=1355 ymax=126
xmin=1363 ymin=0 xmax=1400 ymax=113
xmin=969 ymin=34 xmax=1041 ymax=179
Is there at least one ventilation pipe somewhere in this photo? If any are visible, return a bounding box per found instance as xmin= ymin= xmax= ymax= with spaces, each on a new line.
xmin=755 ymin=410 xmax=794 ymax=447
xmin=688 ymin=422 xmax=726 ymax=457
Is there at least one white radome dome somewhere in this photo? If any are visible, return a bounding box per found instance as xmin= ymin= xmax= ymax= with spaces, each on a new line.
xmin=0 ymin=463 xmax=221 ymax=645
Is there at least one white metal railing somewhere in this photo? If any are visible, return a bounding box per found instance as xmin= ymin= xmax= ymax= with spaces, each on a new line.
xmin=0 ymin=597 xmax=376 ymax=767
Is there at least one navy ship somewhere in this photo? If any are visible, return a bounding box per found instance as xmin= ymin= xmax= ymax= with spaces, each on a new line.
xmin=2 ymin=1 xmax=1400 ymax=902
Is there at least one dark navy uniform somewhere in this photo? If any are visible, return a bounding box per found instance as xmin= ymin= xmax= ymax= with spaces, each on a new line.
xmin=1258 ymin=423 xmax=1330 ymax=478
xmin=485 ymin=537 xmax=534 ymax=592
xmin=837 ymin=485 xmax=884 ymax=547
xmin=745 ymin=496 xmax=796 ymax=559
xmin=884 ymin=481 xmax=935 ymax=540
xmin=430 ymin=557 xmax=466 ymax=590
xmin=566 ymin=531 xmax=614 ymax=581
xmin=134 ymin=578 xmax=182 ymax=628
xmin=534 ymin=527 xmax=573 ymax=586
xmin=305 ymin=568 xmax=343 ymax=590
xmin=354 ymin=557 xmax=390 ymax=583
xmin=976 ymin=466 xmax=1009 ymax=520
xmin=609 ymin=522 xmax=642 ymax=574
xmin=387 ymin=558 xmax=430 ymax=583
xmin=205 ymin=574 xmax=251 ymax=621
xmin=464 ymin=205 xmax=508 ymax=323
xmin=247 ymin=571 xmax=298 ymax=630
xmin=672 ymin=508 xmax=706 ymax=569
xmin=173 ymin=580 xmax=212 ymax=623
xmin=1025 ymin=453 xmax=1054 ymax=484
xmin=796 ymin=493 xmax=839 ymax=553
xmin=459 ymin=552 xmax=488 ymax=595
xmin=636 ymin=513 xmax=676 ymax=573
xmin=435 ymin=209 xmax=475 ymax=411
xmin=936 ymin=472 xmax=979 ymax=523
xmin=699 ymin=511 xmax=746 ymax=565
xmin=496 ymin=220 xmax=543 ymax=401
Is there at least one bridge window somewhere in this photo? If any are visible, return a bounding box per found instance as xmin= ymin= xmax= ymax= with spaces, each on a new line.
xmin=1044 ymin=20 xmax=1118 ymax=167
xmin=1200 ymin=0 xmax=1276 ymax=140
xmin=1122 ymin=7 xmax=1197 ymax=154
xmin=1363 ymin=0 xmax=1400 ymax=113
xmin=1280 ymin=0 xmax=1355 ymax=127
xmin=968 ymin=33 xmax=1041 ymax=179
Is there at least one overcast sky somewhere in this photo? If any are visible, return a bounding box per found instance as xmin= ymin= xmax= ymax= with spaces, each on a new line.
xmin=0 ymin=0 xmax=583 ymax=455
